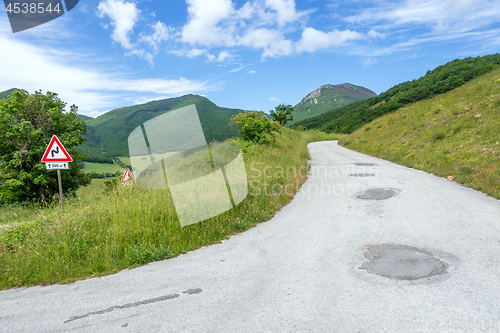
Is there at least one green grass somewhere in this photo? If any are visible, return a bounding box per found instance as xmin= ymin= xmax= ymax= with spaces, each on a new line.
xmin=83 ymin=161 xmax=125 ymax=174
xmin=0 ymin=129 xmax=342 ymax=289
xmin=118 ymin=156 xmax=131 ymax=166
xmin=340 ymin=67 xmax=500 ymax=199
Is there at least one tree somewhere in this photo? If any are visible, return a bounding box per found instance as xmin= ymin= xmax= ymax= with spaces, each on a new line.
xmin=0 ymin=89 xmax=91 ymax=203
xmin=270 ymin=104 xmax=294 ymax=126
xmin=231 ymin=111 xmax=281 ymax=144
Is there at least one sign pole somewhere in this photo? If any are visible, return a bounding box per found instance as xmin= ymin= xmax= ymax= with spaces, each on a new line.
xmin=57 ymin=169 xmax=64 ymax=211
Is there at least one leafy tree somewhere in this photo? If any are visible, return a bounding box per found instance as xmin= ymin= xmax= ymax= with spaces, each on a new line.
xmin=0 ymin=89 xmax=90 ymax=203
xmin=231 ymin=111 xmax=281 ymax=144
xmin=270 ymin=104 xmax=295 ymax=126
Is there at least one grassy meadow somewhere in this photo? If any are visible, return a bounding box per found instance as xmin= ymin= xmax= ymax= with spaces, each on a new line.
xmin=340 ymin=67 xmax=500 ymax=199
xmin=0 ymin=129 xmax=342 ymax=289
xmin=83 ymin=161 xmax=125 ymax=174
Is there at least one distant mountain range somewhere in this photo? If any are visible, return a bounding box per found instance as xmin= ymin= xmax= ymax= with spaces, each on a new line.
xmin=1 ymin=83 xmax=377 ymax=161
xmin=291 ymin=84 xmax=376 ymax=124
xmin=0 ymin=89 xmax=246 ymax=161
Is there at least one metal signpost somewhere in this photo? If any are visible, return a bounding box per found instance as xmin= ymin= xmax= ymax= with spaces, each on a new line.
xmin=41 ymin=135 xmax=73 ymax=211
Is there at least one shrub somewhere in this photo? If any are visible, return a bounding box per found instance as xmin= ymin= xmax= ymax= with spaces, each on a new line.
xmin=231 ymin=111 xmax=281 ymax=144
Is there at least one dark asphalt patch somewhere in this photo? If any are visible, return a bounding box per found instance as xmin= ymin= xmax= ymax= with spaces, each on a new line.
xmin=355 ymin=188 xmax=400 ymax=200
xmin=349 ymin=173 xmax=376 ymax=177
xmin=359 ymin=244 xmax=449 ymax=280
xmin=183 ymin=288 xmax=203 ymax=294
xmin=354 ymin=163 xmax=375 ymax=166
xmin=64 ymin=288 xmax=203 ymax=324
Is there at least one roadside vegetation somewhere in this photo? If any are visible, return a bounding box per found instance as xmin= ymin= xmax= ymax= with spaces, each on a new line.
xmin=0 ymin=126 xmax=342 ymax=289
xmin=340 ymin=66 xmax=500 ymax=199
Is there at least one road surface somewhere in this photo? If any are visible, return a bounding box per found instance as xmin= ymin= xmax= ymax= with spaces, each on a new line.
xmin=1 ymin=141 xmax=500 ymax=332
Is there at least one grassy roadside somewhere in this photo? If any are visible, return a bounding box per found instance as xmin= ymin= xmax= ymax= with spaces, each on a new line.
xmin=340 ymin=67 xmax=500 ymax=199
xmin=0 ymin=129 xmax=342 ymax=289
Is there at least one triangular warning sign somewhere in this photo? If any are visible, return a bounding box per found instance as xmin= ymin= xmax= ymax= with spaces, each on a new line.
xmin=121 ymin=168 xmax=135 ymax=183
xmin=41 ymin=135 xmax=73 ymax=162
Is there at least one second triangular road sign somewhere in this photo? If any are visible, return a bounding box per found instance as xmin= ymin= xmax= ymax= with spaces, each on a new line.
xmin=41 ymin=135 xmax=73 ymax=163
xmin=121 ymin=168 xmax=135 ymax=183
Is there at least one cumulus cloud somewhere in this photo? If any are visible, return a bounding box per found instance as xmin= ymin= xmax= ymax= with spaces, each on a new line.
xmin=97 ymin=0 xmax=140 ymax=50
xmin=95 ymin=0 xmax=391 ymax=62
xmin=182 ymin=0 xmax=235 ymax=46
xmin=264 ymin=0 xmax=299 ymax=26
xmin=177 ymin=0 xmax=367 ymax=59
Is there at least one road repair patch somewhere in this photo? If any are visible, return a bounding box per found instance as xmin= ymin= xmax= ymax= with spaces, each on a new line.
xmin=359 ymin=244 xmax=449 ymax=281
xmin=355 ymin=188 xmax=400 ymax=200
xmin=354 ymin=162 xmax=375 ymax=166
xmin=349 ymin=173 xmax=376 ymax=177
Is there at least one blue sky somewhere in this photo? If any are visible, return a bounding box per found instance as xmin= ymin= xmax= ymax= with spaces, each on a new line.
xmin=1 ymin=0 xmax=500 ymax=117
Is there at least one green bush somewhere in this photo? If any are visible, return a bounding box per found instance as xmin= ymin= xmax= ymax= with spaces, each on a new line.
xmin=231 ymin=111 xmax=281 ymax=144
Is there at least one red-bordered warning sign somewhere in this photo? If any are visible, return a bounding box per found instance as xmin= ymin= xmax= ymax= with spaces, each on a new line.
xmin=41 ymin=135 xmax=73 ymax=163
xmin=121 ymin=168 xmax=135 ymax=183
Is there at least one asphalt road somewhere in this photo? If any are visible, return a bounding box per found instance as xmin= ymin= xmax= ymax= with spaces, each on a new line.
xmin=1 ymin=141 xmax=500 ymax=333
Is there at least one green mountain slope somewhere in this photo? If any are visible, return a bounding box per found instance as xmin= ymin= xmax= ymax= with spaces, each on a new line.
xmin=81 ymin=94 xmax=244 ymax=157
xmin=291 ymin=83 xmax=376 ymax=124
xmin=295 ymin=54 xmax=500 ymax=133
xmin=78 ymin=114 xmax=93 ymax=121
xmin=0 ymin=88 xmax=17 ymax=100
xmin=340 ymin=66 xmax=500 ymax=199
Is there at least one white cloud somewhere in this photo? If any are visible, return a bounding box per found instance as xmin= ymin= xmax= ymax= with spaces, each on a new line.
xmin=97 ymin=0 xmax=140 ymax=50
xmin=0 ymin=35 xmax=214 ymax=117
xmin=182 ymin=0 xmax=235 ymax=46
xmin=264 ymin=0 xmax=299 ymax=26
xmin=216 ymin=51 xmax=232 ymax=62
xmin=362 ymin=58 xmax=378 ymax=68
xmin=296 ymin=27 xmax=364 ymax=53
xmin=141 ymin=21 xmax=171 ymax=50
xmin=247 ymin=70 xmax=258 ymax=74
xmin=367 ymin=30 xmax=385 ymax=39
xmin=126 ymin=49 xmax=154 ymax=66
xmin=341 ymin=0 xmax=500 ymax=56
xmin=169 ymin=48 xmax=232 ymax=63
xmin=185 ymin=48 xmax=206 ymax=58
xmin=179 ymin=0 xmax=309 ymax=59
xmin=230 ymin=66 xmax=246 ymax=72
xmin=239 ymin=28 xmax=294 ymax=58
xmin=345 ymin=0 xmax=500 ymax=32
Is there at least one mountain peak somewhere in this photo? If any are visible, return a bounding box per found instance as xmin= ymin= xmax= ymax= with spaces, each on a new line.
xmin=292 ymin=83 xmax=377 ymax=124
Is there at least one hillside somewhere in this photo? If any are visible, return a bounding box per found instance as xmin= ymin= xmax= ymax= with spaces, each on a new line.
xmin=0 ymin=88 xmax=17 ymax=100
xmin=80 ymin=94 xmax=245 ymax=158
xmin=294 ymin=54 xmax=500 ymax=133
xmin=78 ymin=114 xmax=93 ymax=121
xmin=340 ymin=66 xmax=500 ymax=199
xmin=291 ymin=83 xmax=376 ymax=124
